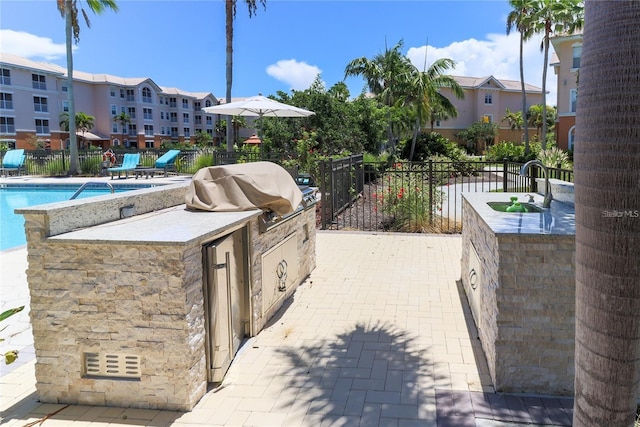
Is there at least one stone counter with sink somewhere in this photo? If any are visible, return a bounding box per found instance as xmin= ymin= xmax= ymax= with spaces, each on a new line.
xmin=461 ymin=191 xmax=576 ymax=395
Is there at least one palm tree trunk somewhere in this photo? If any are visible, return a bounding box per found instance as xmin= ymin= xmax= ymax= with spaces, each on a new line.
xmin=573 ymin=1 xmax=640 ymax=425
xmin=519 ymin=32 xmax=530 ymax=154
xmin=541 ymin=27 xmax=550 ymax=149
xmin=65 ymin=0 xmax=79 ymax=174
xmin=225 ymin=0 xmax=234 ymax=152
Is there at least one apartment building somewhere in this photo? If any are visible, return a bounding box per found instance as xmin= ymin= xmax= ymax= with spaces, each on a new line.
xmin=550 ymin=30 xmax=582 ymax=151
xmin=0 ymin=53 xmax=221 ymax=150
xmin=436 ymin=75 xmax=544 ymax=145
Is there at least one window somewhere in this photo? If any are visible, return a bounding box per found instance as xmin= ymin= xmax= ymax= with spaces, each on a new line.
xmin=482 ymin=114 xmax=493 ymax=123
xmin=206 ymin=116 xmax=213 ymax=125
xmin=170 ymin=112 xmax=177 ymax=123
xmin=128 ymin=107 xmax=136 ymax=119
xmin=570 ymin=89 xmax=578 ymax=113
xmin=62 ymin=85 xmax=68 ymax=92
xmin=194 ymin=101 xmax=201 ymax=111
xmin=142 ymin=87 xmax=152 ymax=103
xmin=128 ymin=124 xmax=137 ymax=135
xmin=160 ymin=112 xmax=165 ymax=120
xmin=120 ymin=89 xmax=125 ymax=98
xmin=112 ymin=122 xmax=118 ymax=133
xmin=0 ymin=93 xmax=13 ymax=109
xmin=169 ymin=97 xmax=177 ymax=108
xmin=111 ymin=105 xmax=117 ymax=115
xmin=144 ymin=124 xmax=154 ymax=136
xmin=206 ymin=129 xmax=213 ymax=136
xmin=145 ymin=140 xmax=154 ymax=148
xmin=183 ymin=113 xmax=189 ymax=123
xmin=161 ymin=126 xmax=166 ymax=135
xmin=195 ymin=115 xmax=202 ymax=125
xmin=143 ymin=108 xmax=153 ymax=120
xmin=184 ymin=128 xmax=190 ymax=137
xmin=572 ymin=45 xmax=582 ymax=69
xmin=34 ymin=96 xmax=48 ymax=112
xmin=160 ymin=97 xmax=164 ymax=105
xmin=568 ymin=126 xmax=576 ymax=151
xmin=110 ymin=87 xmax=116 ymax=97
xmin=182 ymin=99 xmax=189 ymax=109
xmin=484 ymin=93 xmax=493 ymax=104
xmin=205 ymin=100 xmax=212 ymax=107
xmin=62 ymin=100 xmax=69 ymax=112
xmin=0 ymin=117 xmax=15 ymax=133
xmin=35 ymin=119 xmax=50 ymax=134
xmin=170 ymin=127 xmax=178 ymax=137
xmin=126 ymin=89 xmax=135 ymax=102
xmin=121 ymin=106 xmax=126 ymax=113
xmin=1 ymin=68 xmax=11 ymax=85
xmin=32 ymin=74 xmax=46 ymax=90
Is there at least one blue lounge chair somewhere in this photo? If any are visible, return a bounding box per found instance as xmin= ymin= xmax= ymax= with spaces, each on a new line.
xmin=0 ymin=149 xmax=26 ymax=177
xmin=109 ymin=153 xmax=141 ymax=179
xmin=134 ymin=150 xmax=181 ymax=179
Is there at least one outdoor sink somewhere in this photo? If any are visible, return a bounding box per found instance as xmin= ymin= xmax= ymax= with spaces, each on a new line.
xmin=487 ymin=201 xmax=544 ymax=213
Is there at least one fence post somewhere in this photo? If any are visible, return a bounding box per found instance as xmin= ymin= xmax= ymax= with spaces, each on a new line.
xmin=503 ymin=162 xmax=508 ymax=192
xmin=428 ymin=159 xmax=433 ymax=225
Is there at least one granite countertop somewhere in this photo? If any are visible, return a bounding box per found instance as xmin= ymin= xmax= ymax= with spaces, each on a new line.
xmin=462 ymin=192 xmax=575 ymax=235
xmin=48 ymin=204 xmax=262 ymax=246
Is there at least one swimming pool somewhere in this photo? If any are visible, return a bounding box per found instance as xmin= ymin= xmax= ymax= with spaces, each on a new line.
xmin=0 ymin=184 xmax=155 ymax=251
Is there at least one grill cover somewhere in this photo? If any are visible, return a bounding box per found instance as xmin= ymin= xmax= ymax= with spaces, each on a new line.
xmin=185 ymin=162 xmax=303 ymax=215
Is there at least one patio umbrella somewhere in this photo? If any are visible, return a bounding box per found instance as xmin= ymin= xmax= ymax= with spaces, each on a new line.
xmin=201 ymin=95 xmax=315 ymax=145
xmin=201 ymin=95 xmax=315 ymax=119
xmin=244 ymin=134 xmax=262 ymax=144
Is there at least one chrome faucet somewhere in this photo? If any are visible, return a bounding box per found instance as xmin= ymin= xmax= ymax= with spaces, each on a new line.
xmin=520 ymin=160 xmax=553 ymax=208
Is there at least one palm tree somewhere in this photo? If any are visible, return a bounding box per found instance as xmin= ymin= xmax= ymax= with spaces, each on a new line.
xmin=345 ymin=40 xmax=414 ymax=152
xmin=57 ymin=0 xmax=118 ymax=174
xmin=225 ymin=0 xmax=266 ymax=152
xmin=573 ymin=2 xmax=640 ymax=425
xmin=506 ymin=0 xmax=535 ymax=154
xmin=528 ymin=0 xmax=583 ymax=149
xmin=59 ymin=111 xmax=95 ymax=149
xmin=113 ymin=112 xmax=130 ymax=148
xmin=406 ymin=57 xmax=464 ymax=161
xmin=502 ymin=107 xmax=524 ymax=132
xmin=75 ymin=112 xmax=94 ymax=149
xmin=231 ymin=116 xmax=247 ymax=144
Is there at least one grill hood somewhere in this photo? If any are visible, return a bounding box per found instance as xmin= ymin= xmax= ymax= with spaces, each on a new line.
xmin=185 ymin=162 xmax=303 ymax=216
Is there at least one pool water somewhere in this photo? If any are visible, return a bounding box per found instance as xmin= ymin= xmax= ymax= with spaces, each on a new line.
xmin=1 ymin=185 xmax=148 ymax=251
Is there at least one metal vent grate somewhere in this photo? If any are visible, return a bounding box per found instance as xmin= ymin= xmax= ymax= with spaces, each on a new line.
xmin=83 ymin=352 xmax=141 ymax=379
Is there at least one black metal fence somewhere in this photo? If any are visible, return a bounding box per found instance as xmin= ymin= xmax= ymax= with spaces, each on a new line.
xmin=318 ymin=158 xmax=573 ymax=233
xmin=1 ymin=148 xmax=299 ymax=177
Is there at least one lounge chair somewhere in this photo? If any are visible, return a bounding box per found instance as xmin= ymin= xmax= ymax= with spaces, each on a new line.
xmin=0 ymin=149 xmax=26 ymax=177
xmin=134 ymin=150 xmax=181 ymax=179
xmin=109 ymin=153 xmax=141 ymax=179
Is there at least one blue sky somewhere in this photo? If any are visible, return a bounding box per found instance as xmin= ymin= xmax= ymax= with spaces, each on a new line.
xmin=0 ymin=0 xmax=557 ymax=103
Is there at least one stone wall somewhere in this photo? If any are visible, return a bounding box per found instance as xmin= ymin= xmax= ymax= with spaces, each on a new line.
xmin=461 ymin=198 xmax=576 ymax=395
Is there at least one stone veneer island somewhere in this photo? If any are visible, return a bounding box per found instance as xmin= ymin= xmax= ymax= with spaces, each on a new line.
xmin=460 ymin=190 xmax=576 ymax=395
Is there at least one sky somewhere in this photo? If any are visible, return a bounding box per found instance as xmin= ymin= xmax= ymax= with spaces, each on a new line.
xmin=0 ymin=0 xmax=557 ymax=105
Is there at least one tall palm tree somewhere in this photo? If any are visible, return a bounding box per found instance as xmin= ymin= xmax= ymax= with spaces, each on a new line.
xmin=113 ymin=111 xmax=130 ymax=148
xmin=74 ymin=111 xmax=94 ymax=149
xmin=345 ymin=40 xmax=414 ymax=152
xmin=57 ymin=0 xmax=118 ymax=175
xmin=573 ymin=1 xmax=640 ymax=425
xmin=406 ymin=57 xmax=464 ymax=161
xmin=528 ymin=0 xmax=583 ymax=149
xmin=225 ymin=0 xmax=266 ymax=152
xmin=506 ymin=0 xmax=534 ymax=154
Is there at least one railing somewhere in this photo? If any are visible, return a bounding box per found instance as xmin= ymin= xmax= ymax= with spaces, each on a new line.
xmin=69 ymin=181 xmax=115 ymax=200
xmin=318 ymin=159 xmax=573 ymax=233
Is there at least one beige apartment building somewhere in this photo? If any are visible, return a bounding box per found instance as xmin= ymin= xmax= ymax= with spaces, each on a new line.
xmin=551 ymin=30 xmax=582 ymax=151
xmin=0 ymin=53 xmax=222 ymax=150
xmin=436 ymin=75 xmax=544 ymax=145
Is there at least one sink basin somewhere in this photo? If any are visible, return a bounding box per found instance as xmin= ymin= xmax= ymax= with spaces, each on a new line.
xmin=487 ymin=201 xmax=544 ymax=213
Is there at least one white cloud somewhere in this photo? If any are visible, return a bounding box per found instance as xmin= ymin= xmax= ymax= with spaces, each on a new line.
xmin=0 ymin=29 xmax=70 ymax=60
xmin=406 ymin=32 xmax=557 ymax=107
xmin=266 ymin=59 xmax=322 ymax=91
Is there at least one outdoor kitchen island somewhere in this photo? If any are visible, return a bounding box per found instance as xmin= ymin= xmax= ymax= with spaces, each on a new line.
xmin=17 ymin=167 xmax=316 ymax=411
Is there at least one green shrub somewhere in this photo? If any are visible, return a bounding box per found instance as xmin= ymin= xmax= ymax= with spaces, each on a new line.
xmin=187 ymin=151 xmax=214 ymax=174
xmin=80 ymin=156 xmax=102 ymax=175
xmin=400 ymin=132 xmax=467 ymax=161
xmin=485 ymin=141 xmax=525 ymax=162
xmin=537 ymin=147 xmax=572 ymax=170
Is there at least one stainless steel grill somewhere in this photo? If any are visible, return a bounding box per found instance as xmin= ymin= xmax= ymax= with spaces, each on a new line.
xmin=259 ymin=186 xmax=317 ymax=233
